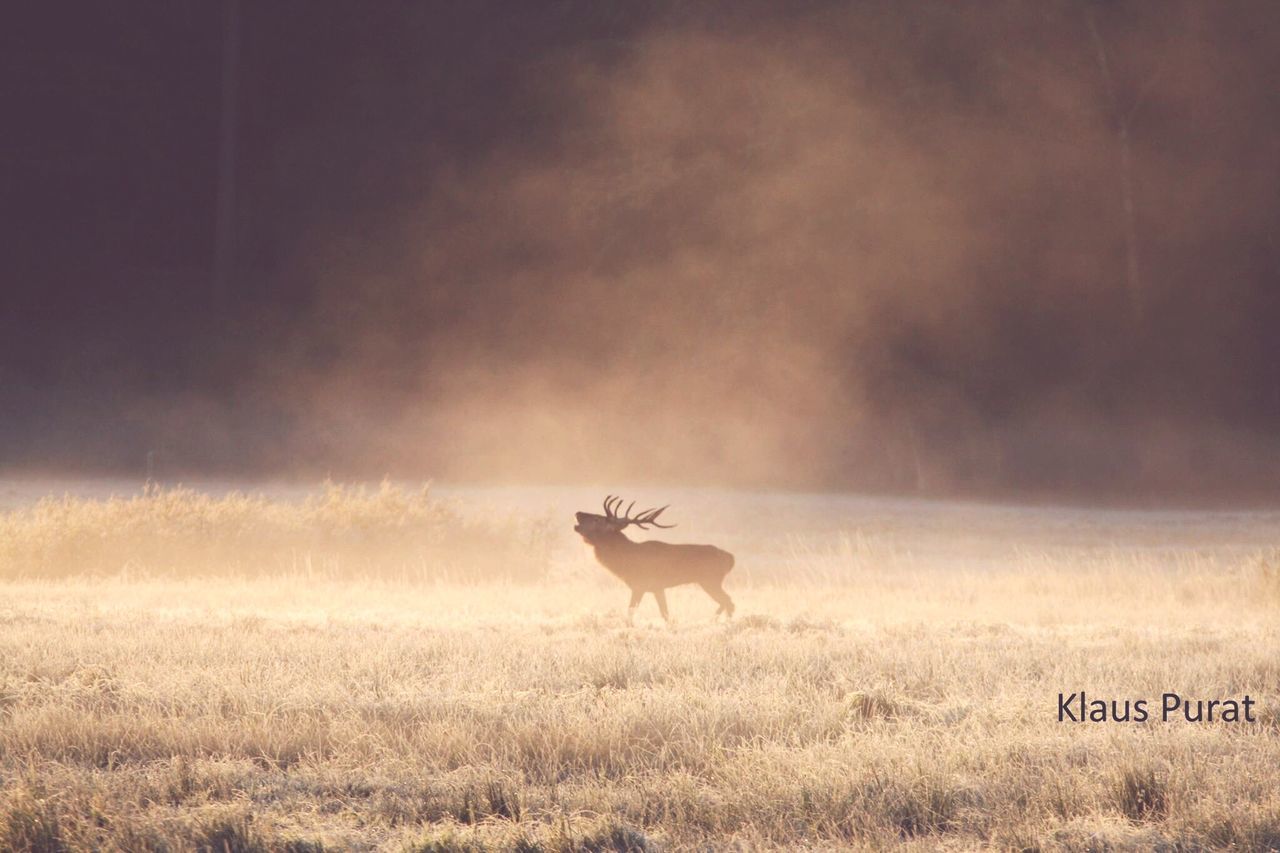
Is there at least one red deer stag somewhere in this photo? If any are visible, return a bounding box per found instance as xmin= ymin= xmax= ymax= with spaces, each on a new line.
xmin=574 ymin=495 xmax=735 ymax=625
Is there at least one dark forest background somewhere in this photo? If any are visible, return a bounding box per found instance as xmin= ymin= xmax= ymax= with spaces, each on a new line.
xmin=3 ymin=1 xmax=1279 ymax=501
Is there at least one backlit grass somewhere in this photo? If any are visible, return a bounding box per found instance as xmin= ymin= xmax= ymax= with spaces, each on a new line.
xmin=1 ymin=487 xmax=1279 ymax=850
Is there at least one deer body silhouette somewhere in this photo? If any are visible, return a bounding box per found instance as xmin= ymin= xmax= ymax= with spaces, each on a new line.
xmin=574 ymin=496 xmax=735 ymax=624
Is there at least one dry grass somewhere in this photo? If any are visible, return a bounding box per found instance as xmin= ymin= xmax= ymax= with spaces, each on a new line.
xmin=1 ymin=486 xmax=1280 ymax=850
xmin=0 ymin=482 xmax=554 ymax=582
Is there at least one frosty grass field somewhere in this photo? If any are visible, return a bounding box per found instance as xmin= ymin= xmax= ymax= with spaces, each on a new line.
xmin=2 ymin=480 xmax=1280 ymax=850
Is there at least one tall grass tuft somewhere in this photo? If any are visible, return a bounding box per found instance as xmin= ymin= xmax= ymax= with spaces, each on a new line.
xmin=0 ymin=481 xmax=553 ymax=582
xmin=0 ymin=790 xmax=62 ymax=853
xmin=1115 ymin=765 xmax=1168 ymax=822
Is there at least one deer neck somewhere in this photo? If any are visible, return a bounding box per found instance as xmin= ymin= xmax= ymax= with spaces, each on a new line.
xmin=589 ymin=529 xmax=638 ymax=565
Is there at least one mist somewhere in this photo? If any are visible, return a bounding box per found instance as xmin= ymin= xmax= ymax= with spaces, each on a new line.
xmin=5 ymin=0 xmax=1280 ymax=500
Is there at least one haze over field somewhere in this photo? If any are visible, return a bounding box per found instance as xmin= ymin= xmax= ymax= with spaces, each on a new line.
xmin=7 ymin=4 xmax=1280 ymax=848
xmin=6 ymin=1 xmax=1280 ymax=499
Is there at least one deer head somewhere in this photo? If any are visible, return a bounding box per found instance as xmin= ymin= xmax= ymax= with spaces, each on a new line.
xmin=574 ymin=495 xmax=675 ymax=542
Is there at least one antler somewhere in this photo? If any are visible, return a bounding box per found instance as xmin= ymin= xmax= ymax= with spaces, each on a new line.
xmin=602 ymin=495 xmax=676 ymax=529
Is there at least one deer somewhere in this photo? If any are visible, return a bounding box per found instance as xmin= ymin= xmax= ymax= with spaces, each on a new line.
xmin=573 ymin=495 xmax=735 ymax=625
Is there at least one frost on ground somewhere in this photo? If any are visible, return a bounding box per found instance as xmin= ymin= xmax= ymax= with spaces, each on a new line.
xmin=1 ymin=483 xmax=1279 ymax=850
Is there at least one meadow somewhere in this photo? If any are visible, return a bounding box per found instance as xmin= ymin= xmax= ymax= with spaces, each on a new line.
xmin=2 ymin=482 xmax=1280 ymax=850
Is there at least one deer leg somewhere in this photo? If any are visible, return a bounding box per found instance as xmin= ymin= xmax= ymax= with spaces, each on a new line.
xmin=626 ymin=588 xmax=643 ymax=626
xmin=701 ymin=581 xmax=735 ymax=620
xmin=652 ymin=589 xmax=671 ymax=623
xmin=720 ymin=588 xmax=735 ymax=619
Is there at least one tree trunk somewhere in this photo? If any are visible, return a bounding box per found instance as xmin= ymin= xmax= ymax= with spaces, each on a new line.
xmin=1086 ymin=9 xmax=1144 ymax=326
xmin=213 ymin=0 xmax=241 ymax=314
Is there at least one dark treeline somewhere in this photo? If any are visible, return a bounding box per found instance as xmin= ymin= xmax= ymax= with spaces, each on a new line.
xmin=3 ymin=1 xmax=1279 ymax=501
